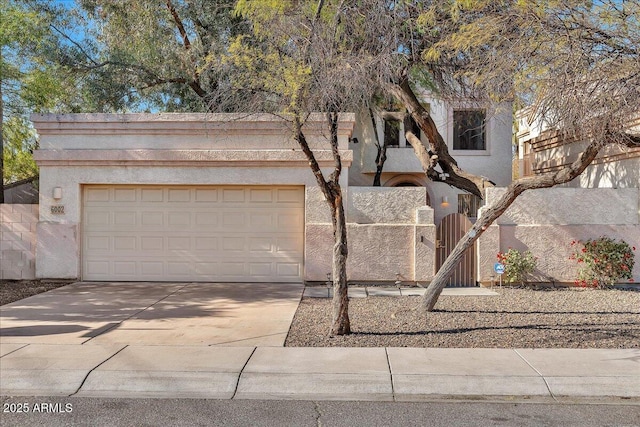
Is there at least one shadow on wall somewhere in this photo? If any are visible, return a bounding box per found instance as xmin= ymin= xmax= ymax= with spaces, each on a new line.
xmin=579 ymin=155 xmax=640 ymax=189
xmin=35 ymin=221 xmax=79 ymax=280
xmin=0 ymin=204 xmax=38 ymax=280
xmin=3 ymin=177 xmax=39 ymax=204
xmin=498 ymin=224 xmax=640 ymax=283
xmin=498 ymin=225 xmax=573 ymax=283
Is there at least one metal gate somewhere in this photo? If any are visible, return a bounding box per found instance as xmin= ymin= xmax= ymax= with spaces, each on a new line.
xmin=436 ymin=213 xmax=477 ymax=287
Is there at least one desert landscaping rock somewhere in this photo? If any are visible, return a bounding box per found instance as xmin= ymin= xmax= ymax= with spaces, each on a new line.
xmin=285 ymin=288 xmax=640 ymax=348
xmin=0 ymin=280 xmax=73 ymax=306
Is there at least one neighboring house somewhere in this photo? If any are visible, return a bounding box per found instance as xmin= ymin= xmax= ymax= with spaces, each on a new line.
xmin=2 ymin=176 xmax=39 ymax=204
xmin=516 ymin=111 xmax=640 ymax=188
xmin=474 ymin=111 xmax=640 ymax=286
xmin=349 ymin=93 xmax=513 ymax=224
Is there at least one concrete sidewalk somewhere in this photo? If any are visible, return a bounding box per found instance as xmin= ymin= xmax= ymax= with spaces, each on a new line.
xmin=1 ymin=344 xmax=638 ymax=402
xmin=1 ymin=283 xmax=638 ymax=402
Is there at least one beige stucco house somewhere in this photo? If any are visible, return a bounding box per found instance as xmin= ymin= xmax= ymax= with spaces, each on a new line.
xmin=7 ymin=102 xmax=636 ymax=285
xmin=516 ymin=111 xmax=640 ymax=188
xmin=25 ymin=97 xmax=513 ymax=285
xmin=30 ymin=113 xmax=345 ymax=282
xmin=26 ymin=113 xmax=423 ymax=283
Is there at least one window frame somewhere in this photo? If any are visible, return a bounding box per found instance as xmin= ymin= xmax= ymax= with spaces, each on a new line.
xmin=377 ymin=104 xmax=429 ymax=149
xmin=383 ymin=117 xmax=401 ymax=148
xmin=449 ymin=108 xmax=491 ymax=156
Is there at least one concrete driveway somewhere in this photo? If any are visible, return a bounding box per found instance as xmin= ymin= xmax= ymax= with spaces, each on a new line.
xmin=0 ymin=282 xmax=304 ymax=346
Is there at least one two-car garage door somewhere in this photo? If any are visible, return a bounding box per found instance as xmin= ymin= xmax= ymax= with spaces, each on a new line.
xmin=82 ymin=185 xmax=304 ymax=282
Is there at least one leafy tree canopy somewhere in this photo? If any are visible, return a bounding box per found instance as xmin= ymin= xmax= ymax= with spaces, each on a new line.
xmin=2 ymin=116 xmax=37 ymax=183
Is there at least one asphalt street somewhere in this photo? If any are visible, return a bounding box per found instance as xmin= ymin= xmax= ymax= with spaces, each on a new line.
xmin=1 ymin=397 xmax=639 ymax=427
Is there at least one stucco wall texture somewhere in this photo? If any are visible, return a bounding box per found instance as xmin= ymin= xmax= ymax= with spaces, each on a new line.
xmin=478 ymin=187 xmax=640 ymax=284
xmin=305 ymin=187 xmax=435 ymax=282
xmin=9 ymin=187 xmax=637 ymax=285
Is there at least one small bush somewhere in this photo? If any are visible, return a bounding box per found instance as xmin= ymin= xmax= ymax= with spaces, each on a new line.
xmin=496 ymin=248 xmax=537 ymax=285
xmin=570 ymin=237 xmax=636 ymax=288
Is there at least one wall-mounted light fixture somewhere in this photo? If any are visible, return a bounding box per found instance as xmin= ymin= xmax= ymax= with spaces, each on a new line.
xmin=441 ymin=196 xmax=449 ymax=207
xmin=52 ymin=187 xmax=63 ymax=200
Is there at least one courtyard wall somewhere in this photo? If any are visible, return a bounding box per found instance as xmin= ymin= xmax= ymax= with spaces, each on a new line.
xmin=478 ymin=188 xmax=640 ymax=285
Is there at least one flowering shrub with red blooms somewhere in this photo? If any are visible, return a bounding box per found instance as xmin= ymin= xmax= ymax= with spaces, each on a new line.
xmin=496 ymin=248 xmax=537 ymax=285
xmin=570 ymin=237 xmax=636 ymax=288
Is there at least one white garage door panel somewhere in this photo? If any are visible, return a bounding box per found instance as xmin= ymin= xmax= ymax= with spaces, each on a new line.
xmin=82 ymin=186 xmax=304 ymax=282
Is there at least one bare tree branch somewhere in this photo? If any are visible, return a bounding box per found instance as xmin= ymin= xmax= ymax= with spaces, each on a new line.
xmin=166 ymin=0 xmax=192 ymax=50
xmin=422 ymin=130 xmax=612 ymax=310
xmin=386 ymin=77 xmax=494 ymax=198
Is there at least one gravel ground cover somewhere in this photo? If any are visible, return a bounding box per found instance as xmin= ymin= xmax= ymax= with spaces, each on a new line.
xmin=285 ymin=287 xmax=640 ymax=348
xmin=0 ymin=280 xmax=72 ymax=306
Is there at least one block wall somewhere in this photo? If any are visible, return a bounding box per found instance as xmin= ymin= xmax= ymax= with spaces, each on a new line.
xmin=304 ymin=187 xmax=436 ymax=283
xmin=1 ymin=204 xmax=38 ymax=280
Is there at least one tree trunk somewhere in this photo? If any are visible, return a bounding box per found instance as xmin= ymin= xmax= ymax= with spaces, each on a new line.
xmin=1 ymin=48 xmax=4 ymax=204
xmin=386 ymin=78 xmax=494 ymax=198
xmin=421 ymin=136 xmax=607 ymax=311
xmin=370 ymin=108 xmax=386 ymax=186
xmin=293 ymin=113 xmax=350 ymax=335
xmin=330 ymin=188 xmax=350 ymax=335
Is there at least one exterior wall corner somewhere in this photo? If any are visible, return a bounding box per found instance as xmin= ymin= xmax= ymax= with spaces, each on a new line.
xmin=36 ymin=222 xmax=80 ymax=279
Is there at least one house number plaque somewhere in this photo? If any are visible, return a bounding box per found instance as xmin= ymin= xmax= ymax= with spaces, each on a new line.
xmin=51 ymin=205 xmax=65 ymax=215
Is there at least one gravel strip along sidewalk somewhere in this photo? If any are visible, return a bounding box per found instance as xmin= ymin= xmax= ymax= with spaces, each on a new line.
xmin=0 ymin=280 xmax=72 ymax=306
xmin=285 ymin=288 xmax=640 ymax=348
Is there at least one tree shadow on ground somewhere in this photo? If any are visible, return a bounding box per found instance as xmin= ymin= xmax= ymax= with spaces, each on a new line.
xmin=431 ymin=309 xmax=639 ymax=315
xmin=350 ymin=321 xmax=640 ymax=337
xmin=0 ymin=282 xmax=303 ymax=340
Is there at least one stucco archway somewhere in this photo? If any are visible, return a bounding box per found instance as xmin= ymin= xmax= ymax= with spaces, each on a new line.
xmin=383 ymin=175 xmax=432 ymax=206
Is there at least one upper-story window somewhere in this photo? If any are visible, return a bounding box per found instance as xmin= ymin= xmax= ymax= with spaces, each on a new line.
xmin=380 ymin=111 xmax=425 ymax=148
xmin=453 ymin=110 xmax=486 ymax=150
xmin=383 ymin=118 xmax=401 ymax=147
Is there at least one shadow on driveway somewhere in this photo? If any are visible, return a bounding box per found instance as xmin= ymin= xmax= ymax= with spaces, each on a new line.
xmin=0 ymin=282 xmax=303 ymax=346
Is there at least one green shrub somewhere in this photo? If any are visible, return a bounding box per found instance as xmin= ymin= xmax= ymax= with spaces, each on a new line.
xmin=496 ymin=248 xmax=537 ymax=285
xmin=570 ymin=237 xmax=636 ymax=288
